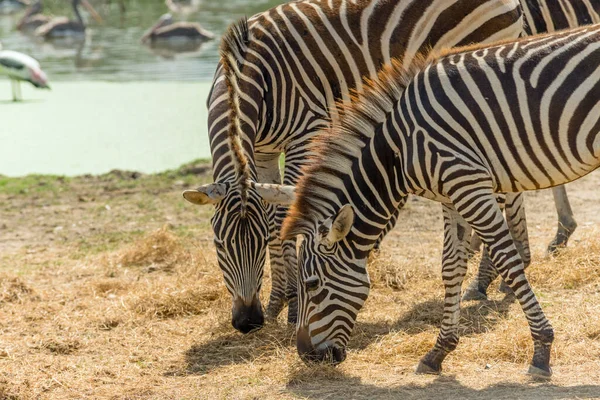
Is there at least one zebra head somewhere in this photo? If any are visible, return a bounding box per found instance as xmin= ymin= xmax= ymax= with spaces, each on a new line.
xmin=284 ymin=204 xmax=370 ymax=364
xmin=184 ymin=181 xmax=294 ymax=334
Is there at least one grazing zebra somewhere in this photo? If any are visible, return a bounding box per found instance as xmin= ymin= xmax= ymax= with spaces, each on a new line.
xmin=464 ymin=0 xmax=600 ymax=301
xmin=182 ymin=0 xmax=524 ymax=333
xmin=282 ymin=23 xmax=600 ymax=376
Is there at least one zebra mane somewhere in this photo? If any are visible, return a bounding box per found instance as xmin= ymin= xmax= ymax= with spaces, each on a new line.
xmin=281 ymin=54 xmax=430 ymax=239
xmin=220 ymin=17 xmax=251 ymax=217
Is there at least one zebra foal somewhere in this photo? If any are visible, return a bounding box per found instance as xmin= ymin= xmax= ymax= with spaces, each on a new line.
xmin=182 ymin=0 xmax=524 ymax=333
xmin=282 ymin=23 xmax=600 ymax=376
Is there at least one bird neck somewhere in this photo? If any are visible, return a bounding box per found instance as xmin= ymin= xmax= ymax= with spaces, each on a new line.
xmin=73 ymin=0 xmax=84 ymax=27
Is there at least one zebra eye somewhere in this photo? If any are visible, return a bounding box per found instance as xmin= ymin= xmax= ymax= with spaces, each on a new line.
xmin=214 ymin=239 xmax=224 ymax=250
xmin=305 ymin=276 xmax=320 ymax=292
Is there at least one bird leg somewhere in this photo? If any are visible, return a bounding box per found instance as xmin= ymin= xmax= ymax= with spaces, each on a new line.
xmin=16 ymin=80 xmax=22 ymax=101
xmin=11 ymin=79 xmax=17 ymax=102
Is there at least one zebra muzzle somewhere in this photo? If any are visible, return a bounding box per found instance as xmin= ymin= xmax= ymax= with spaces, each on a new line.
xmin=231 ymin=295 xmax=264 ymax=334
xmin=296 ymin=325 xmax=347 ymax=365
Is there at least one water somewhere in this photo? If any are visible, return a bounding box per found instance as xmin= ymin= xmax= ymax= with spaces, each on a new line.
xmin=0 ymin=0 xmax=285 ymax=177
xmin=0 ymin=0 xmax=282 ymax=82
xmin=0 ymin=81 xmax=214 ymax=176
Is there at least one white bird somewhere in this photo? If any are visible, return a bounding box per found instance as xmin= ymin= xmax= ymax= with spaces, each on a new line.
xmin=0 ymin=49 xmax=50 ymax=101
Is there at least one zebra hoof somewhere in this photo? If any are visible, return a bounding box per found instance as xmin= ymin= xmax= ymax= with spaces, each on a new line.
xmin=415 ymin=361 xmax=441 ymax=375
xmin=462 ymin=288 xmax=488 ymax=302
xmin=527 ymin=365 xmax=552 ymax=379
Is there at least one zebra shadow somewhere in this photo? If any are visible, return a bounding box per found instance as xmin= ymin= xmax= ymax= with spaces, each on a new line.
xmin=170 ymin=321 xmax=296 ymax=376
xmin=285 ymin=371 xmax=600 ymax=400
xmin=350 ymin=293 xmax=517 ymax=351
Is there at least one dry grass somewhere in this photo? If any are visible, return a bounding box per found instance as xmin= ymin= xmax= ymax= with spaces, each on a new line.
xmin=1 ymin=170 xmax=600 ymax=399
xmin=117 ymin=226 xmax=187 ymax=272
xmin=0 ymin=275 xmax=36 ymax=305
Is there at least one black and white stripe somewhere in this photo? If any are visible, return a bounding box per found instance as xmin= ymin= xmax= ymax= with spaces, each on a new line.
xmin=183 ymin=0 xmax=524 ymax=333
xmin=284 ymin=24 xmax=600 ymax=375
xmin=465 ymin=0 xmax=600 ymax=301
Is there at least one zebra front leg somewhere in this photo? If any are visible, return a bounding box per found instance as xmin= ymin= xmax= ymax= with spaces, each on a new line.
xmin=458 ymin=192 xmax=553 ymax=377
xmin=463 ymin=193 xmax=531 ymax=300
xmin=265 ymin=238 xmax=288 ymax=320
xmin=417 ymin=204 xmax=470 ymax=374
xmin=274 ymin=203 xmax=298 ymax=325
xmin=255 ymin=152 xmax=289 ymax=320
xmin=548 ymin=185 xmax=577 ymax=254
xmin=282 ymin=238 xmax=298 ymax=324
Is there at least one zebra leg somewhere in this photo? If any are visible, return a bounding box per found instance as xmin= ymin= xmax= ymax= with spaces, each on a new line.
xmin=499 ymin=192 xmax=531 ymax=294
xmin=281 ymin=231 xmax=298 ymax=324
xmin=265 ymin=236 xmax=287 ymax=320
xmin=372 ymin=195 xmax=407 ymax=252
xmin=463 ymin=193 xmax=531 ymax=300
xmin=468 ymin=233 xmax=482 ymax=256
xmin=256 ymin=152 xmax=288 ymax=320
xmin=457 ymin=192 xmax=553 ymax=377
xmin=548 ymin=185 xmax=577 ymax=254
xmin=416 ymin=203 xmax=471 ymax=374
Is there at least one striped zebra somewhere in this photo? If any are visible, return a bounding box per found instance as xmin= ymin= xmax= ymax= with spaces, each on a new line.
xmin=182 ymin=0 xmax=524 ymax=333
xmin=464 ymin=0 xmax=600 ymax=301
xmin=282 ymin=23 xmax=600 ymax=376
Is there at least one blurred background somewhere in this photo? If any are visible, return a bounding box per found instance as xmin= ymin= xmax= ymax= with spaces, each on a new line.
xmin=0 ymin=0 xmax=282 ymax=176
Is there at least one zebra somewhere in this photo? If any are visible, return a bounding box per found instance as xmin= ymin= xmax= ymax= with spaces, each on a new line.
xmin=463 ymin=0 xmax=600 ymax=301
xmin=281 ymin=23 xmax=600 ymax=376
xmin=182 ymin=0 xmax=524 ymax=333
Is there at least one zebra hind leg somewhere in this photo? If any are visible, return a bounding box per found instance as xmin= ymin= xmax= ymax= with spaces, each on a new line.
xmin=463 ymin=193 xmax=531 ymax=300
xmin=463 ymin=193 xmax=507 ymax=301
xmin=458 ymin=192 xmax=553 ymax=377
xmin=416 ymin=204 xmax=470 ymax=374
xmin=548 ymin=185 xmax=577 ymax=254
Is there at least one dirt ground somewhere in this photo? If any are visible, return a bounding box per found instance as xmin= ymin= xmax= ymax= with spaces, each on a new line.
xmin=1 ymin=161 xmax=600 ymax=399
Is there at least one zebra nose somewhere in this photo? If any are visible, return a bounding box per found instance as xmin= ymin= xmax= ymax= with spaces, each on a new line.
xmin=297 ymin=325 xmax=347 ymax=365
xmin=231 ymin=296 xmax=264 ymax=334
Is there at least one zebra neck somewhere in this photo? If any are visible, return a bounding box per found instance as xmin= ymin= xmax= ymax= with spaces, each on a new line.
xmin=341 ymin=135 xmax=407 ymax=259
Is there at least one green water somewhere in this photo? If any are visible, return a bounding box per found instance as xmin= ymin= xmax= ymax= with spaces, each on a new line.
xmin=0 ymin=0 xmax=283 ymax=81
xmin=0 ymin=0 xmax=285 ymax=176
xmin=0 ymin=81 xmax=213 ymax=176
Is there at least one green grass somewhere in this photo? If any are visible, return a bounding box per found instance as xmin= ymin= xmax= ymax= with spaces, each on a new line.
xmin=0 ymin=175 xmax=70 ymax=195
xmin=74 ymin=230 xmax=147 ymax=257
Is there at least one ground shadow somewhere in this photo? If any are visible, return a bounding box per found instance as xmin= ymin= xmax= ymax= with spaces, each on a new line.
xmin=350 ymin=294 xmax=517 ymax=351
xmin=170 ymin=320 xmax=296 ymax=376
xmin=286 ymin=370 xmax=600 ymax=400
xmin=170 ymin=294 xmax=517 ymax=376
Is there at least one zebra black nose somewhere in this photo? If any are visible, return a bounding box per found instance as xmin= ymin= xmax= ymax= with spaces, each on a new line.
xmin=297 ymin=325 xmax=347 ymax=365
xmin=231 ymin=296 xmax=264 ymax=334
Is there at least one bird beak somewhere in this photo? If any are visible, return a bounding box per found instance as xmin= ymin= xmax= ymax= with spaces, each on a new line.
xmin=80 ymin=0 xmax=104 ymax=24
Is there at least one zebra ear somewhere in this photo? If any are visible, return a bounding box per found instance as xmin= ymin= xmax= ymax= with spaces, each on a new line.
xmin=253 ymin=183 xmax=295 ymax=205
xmin=182 ymin=183 xmax=227 ymax=205
xmin=322 ymin=204 xmax=354 ymax=244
